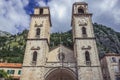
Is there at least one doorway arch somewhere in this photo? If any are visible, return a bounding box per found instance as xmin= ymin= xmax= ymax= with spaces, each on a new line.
xmin=45 ymin=68 xmax=77 ymax=80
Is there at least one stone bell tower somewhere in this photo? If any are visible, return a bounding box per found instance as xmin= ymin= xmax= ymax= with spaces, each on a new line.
xmin=71 ymin=2 xmax=103 ymax=80
xmin=20 ymin=7 xmax=51 ymax=80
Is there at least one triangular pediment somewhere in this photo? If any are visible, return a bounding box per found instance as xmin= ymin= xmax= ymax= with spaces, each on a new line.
xmin=47 ymin=44 xmax=75 ymax=62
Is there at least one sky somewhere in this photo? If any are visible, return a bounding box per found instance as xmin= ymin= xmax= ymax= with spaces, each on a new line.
xmin=0 ymin=0 xmax=120 ymax=34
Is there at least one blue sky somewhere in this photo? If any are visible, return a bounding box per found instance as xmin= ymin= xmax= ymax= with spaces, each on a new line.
xmin=0 ymin=0 xmax=120 ymax=34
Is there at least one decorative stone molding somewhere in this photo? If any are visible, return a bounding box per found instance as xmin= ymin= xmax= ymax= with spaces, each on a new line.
xmin=58 ymin=53 xmax=65 ymax=61
xmin=78 ymin=19 xmax=88 ymax=26
xmin=34 ymin=21 xmax=43 ymax=27
xmin=79 ymin=23 xmax=87 ymax=26
xmin=35 ymin=23 xmax=43 ymax=27
xmin=31 ymin=46 xmax=40 ymax=50
xmin=81 ymin=46 xmax=91 ymax=50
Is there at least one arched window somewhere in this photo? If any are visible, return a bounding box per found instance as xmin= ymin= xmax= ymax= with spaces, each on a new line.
xmin=36 ymin=28 xmax=40 ymax=36
xmin=85 ymin=51 xmax=90 ymax=61
xmin=82 ymin=27 xmax=86 ymax=34
xmin=85 ymin=51 xmax=91 ymax=65
xmin=119 ymin=59 xmax=120 ymax=71
xmin=33 ymin=51 xmax=37 ymax=62
xmin=119 ymin=59 xmax=120 ymax=64
xmin=78 ymin=8 xmax=84 ymax=14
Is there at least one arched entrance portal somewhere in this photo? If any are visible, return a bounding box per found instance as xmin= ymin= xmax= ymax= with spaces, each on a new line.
xmin=45 ymin=68 xmax=77 ymax=80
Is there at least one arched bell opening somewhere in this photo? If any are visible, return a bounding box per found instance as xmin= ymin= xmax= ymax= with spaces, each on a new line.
xmin=45 ymin=68 xmax=77 ymax=80
xmin=78 ymin=7 xmax=85 ymax=14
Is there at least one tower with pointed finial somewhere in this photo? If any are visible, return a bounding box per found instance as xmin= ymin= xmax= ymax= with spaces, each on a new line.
xmin=71 ymin=2 xmax=103 ymax=80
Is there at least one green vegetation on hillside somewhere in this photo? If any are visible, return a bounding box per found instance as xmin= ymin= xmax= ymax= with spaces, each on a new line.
xmin=0 ymin=30 xmax=28 ymax=63
xmin=0 ymin=23 xmax=120 ymax=63
xmin=50 ymin=31 xmax=73 ymax=49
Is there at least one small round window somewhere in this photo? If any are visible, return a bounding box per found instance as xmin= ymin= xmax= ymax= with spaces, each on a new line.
xmin=58 ymin=53 xmax=65 ymax=61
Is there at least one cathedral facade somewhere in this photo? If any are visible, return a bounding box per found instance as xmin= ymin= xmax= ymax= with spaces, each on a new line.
xmin=20 ymin=2 xmax=103 ymax=80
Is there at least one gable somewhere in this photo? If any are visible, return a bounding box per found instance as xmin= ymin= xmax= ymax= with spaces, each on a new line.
xmin=47 ymin=45 xmax=75 ymax=62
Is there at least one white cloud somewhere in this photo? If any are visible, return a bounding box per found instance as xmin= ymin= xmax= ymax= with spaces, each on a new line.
xmin=47 ymin=0 xmax=81 ymax=32
xmin=38 ymin=0 xmax=120 ymax=32
xmin=22 ymin=0 xmax=29 ymax=6
xmin=93 ymin=0 xmax=120 ymax=25
xmin=0 ymin=0 xmax=119 ymax=34
xmin=113 ymin=9 xmax=120 ymax=24
xmin=45 ymin=0 xmax=120 ymax=32
xmin=0 ymin=0 xmax=30 ymax=34
xmin=100 ymin=0 xmax=118 ymax=11
xmin=38 ymin=0 xmax=47 ymax=6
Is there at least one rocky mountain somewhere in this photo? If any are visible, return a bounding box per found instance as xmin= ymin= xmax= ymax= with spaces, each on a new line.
xmin=0 ymin=30 xmax=11 ymax=37
xmin=0 ymin=23 xmax=120 ymax=63
xmin=93 ymin=23 xmax=120 ymax=57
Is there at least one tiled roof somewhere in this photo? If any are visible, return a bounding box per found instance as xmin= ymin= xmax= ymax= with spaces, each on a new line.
xmin=101 ymin=53 xmax=120 ymax=59
xmin=105 ymin=53 xmax=120 ymax=56
xmin=0 ymin=63 xmax=22 ymax=68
